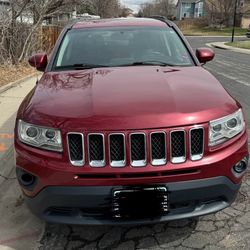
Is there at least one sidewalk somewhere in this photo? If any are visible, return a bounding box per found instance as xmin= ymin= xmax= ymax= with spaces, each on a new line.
xmin=207 ymin=42 xmax=250 ymax=54
xmin=0 ymin=75 xmax=44 ymax=250
xmin=0 ymin=76 xmax=37 ymax=182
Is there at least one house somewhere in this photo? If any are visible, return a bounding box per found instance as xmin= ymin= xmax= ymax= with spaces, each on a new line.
xmin=240 ymin=0 xmax=250 ymax=28
xmin=44 ymin=11 xmax=100 ymax=25
xmin=176 ymin=0 xmax=205 ymax=20
xmin=0 ymin=0 xmax=9 ymax=10
xmin=0 ymin=0 xmax=10 ymax=19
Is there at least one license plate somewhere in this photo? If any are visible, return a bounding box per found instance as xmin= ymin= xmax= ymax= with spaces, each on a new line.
xmin=112 ymin=186 xmax=168 ymax=218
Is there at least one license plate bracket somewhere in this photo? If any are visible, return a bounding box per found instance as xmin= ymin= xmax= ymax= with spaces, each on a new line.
xmin=112 ymin=186 xmax=169 ymax=219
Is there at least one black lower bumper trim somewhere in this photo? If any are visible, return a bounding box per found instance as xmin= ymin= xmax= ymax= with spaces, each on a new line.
xmin=24 ymin=176 xmax=241 ymax=225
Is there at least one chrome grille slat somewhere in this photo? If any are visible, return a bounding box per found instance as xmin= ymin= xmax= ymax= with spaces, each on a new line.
xmin=67 ymin=127 xmax=205 ymax=167
xmin=109 ymin=134 xmax=126 ymax=167
xmin=67 ymin=133 xmax=84 ymax=167
xmin=130 ymin=133 xmax=147 ymax=167
xmin=190 ymin=128 xmax=204 ymax=161
xmin=170 ymin=130 xmax=186 ymax=164
xmin=88 ymin=134 xmax=105 ymax=167
xmin=150 ymin=132 xmax=167 ymax=166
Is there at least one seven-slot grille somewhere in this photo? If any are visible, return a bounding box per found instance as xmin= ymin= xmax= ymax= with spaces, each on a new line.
xmin=67 ymin=127 xmax=204 ymax=167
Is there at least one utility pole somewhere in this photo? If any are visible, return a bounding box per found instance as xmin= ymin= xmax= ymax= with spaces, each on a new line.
xmin=231 ymin=0 xmax=238 ymax=43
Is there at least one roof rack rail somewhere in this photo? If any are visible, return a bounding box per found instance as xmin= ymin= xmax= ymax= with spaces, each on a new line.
xmin=149 ymin=15 xmax=173 ymax=27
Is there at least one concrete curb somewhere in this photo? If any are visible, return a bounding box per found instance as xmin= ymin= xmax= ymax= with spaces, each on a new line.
xmin=207 ymin=42 xmax=250 ymax=55
xmin=0 ymin=72 xmax=38 ymax=95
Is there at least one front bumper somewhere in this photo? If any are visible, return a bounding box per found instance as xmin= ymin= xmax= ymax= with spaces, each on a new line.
xmin=25 ymin=176 xmax=240 ymax=225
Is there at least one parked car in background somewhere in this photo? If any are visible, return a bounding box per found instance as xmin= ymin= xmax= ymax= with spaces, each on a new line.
xmin=15 ymin=17 xmax=249 ymax=225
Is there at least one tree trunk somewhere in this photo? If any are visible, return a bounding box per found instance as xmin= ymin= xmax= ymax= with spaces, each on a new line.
xmin=18 ymin=16 xmax=43 ymax=62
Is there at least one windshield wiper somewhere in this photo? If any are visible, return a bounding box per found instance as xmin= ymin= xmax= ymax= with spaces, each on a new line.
xmin=118 ymin=61 xmax=175 ymax=67
xmin=55 ymin=64 xmax=109 ymax=70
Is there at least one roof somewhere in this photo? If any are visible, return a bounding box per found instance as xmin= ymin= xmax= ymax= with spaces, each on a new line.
xmin=72 ymin=18 xmax=168 ymax=29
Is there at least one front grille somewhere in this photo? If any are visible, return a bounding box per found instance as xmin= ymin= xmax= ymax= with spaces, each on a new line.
xmin=67 ymin=133 xmax=84 ymax=166
xmin=67 ymin=126 xmax=205 ymax=168
xmin=170 ymin=131 xmax=186 ymax=163
xmin=130 ymin=133 xmax=146 ymax=167
xmin=109 ymin=134 xmax=126 ymax=167
xmin=88 ymin=134 xmax=105 ymax=167
xmin=190 ymin=128 xmax=204 ymax=161
xmin=150 ymin=132 xmax=166 ymax=166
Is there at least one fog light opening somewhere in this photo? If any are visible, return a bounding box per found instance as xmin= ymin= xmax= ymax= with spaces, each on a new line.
xmin=233 ymin=157 xmax=248 ymax=174
xmin=20 ymin=173 xmax=35 ymax=186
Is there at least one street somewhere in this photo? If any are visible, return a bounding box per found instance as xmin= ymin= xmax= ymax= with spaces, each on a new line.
xmin=0 ymin=36 xmax=250 ymax=250
xmin=188 ymin=36 xmax=250 ymax=129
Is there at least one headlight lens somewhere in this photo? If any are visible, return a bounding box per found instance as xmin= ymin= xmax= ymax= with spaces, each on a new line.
xmin=18 ymin=120 xmax=63 ymax=152
xmin=209 ymin=109 xmax=244 ymax=146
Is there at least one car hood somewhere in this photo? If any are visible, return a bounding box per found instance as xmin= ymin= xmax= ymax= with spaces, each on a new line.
xmin=20 ymin=66 xmax=239 ymax=131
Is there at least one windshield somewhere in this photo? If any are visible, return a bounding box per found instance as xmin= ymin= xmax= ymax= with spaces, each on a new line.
xmin=54 ymin=27 xmax=194 ymax=69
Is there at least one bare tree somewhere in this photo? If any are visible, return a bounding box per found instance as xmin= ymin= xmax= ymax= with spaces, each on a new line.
xmin=19 ymin=0 xmax=78 ymax=62
xmin=91 ymin=0 xmax=120 ymax=18
xmin=4 ymin=0 xmax=32 ymax=64
xmin=119 ymin=6 xmax=133 ymax=17
xmin=0 ymin=0 xmax=122 ymax=65
xmin=0 ymin=0 xmax=81 ymax=64
xmin=205 ymin=0 xmax=237 ymax=27
xmin=139 ymin=0 xmax=175 ymax=19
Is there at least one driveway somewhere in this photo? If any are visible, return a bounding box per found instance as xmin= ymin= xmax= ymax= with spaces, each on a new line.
xmin=0 ymin=37 xmax=249 ymax=250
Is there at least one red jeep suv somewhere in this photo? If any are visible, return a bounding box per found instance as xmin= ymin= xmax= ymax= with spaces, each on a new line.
xmin=15 ymin=18 xmax=249 ymax=225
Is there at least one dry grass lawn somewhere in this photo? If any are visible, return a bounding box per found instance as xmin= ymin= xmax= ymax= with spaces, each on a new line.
xmin=225 ymin=41 xmax=250 ymax=50
xmin=0 ymin=64 xmax=35 ymax=88
xmin=182 ymin=27 xmax=248 ymax=36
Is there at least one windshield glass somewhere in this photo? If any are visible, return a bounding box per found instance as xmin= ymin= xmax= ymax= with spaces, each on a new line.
xmin=54 ymin=27 xmax=194 ymax=69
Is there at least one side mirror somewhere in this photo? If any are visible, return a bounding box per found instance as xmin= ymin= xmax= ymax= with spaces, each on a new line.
xmin=28 ymin=53 xmax=48 ymax=71
xmin=196 ymin=48 xmax=215 ymax=64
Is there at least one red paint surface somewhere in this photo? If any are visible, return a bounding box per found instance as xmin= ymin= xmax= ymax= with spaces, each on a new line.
xmin=196 ymin=48 xmax=215 ymax=63
xmin=17 ymin=66 xmax=239 ymax=131
xmin=15 ymin=129 xmax=248 ymax=197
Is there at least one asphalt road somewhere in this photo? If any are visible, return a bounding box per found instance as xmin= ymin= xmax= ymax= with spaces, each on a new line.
xmin=0 ymin=37 xmax=249 ymax=250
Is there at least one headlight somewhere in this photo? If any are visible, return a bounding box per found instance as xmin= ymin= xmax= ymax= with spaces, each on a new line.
xmin=209 ymin=109 xmax=244 ymax=147
xmin=18 ymin=120 xmax=63 ymax=152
